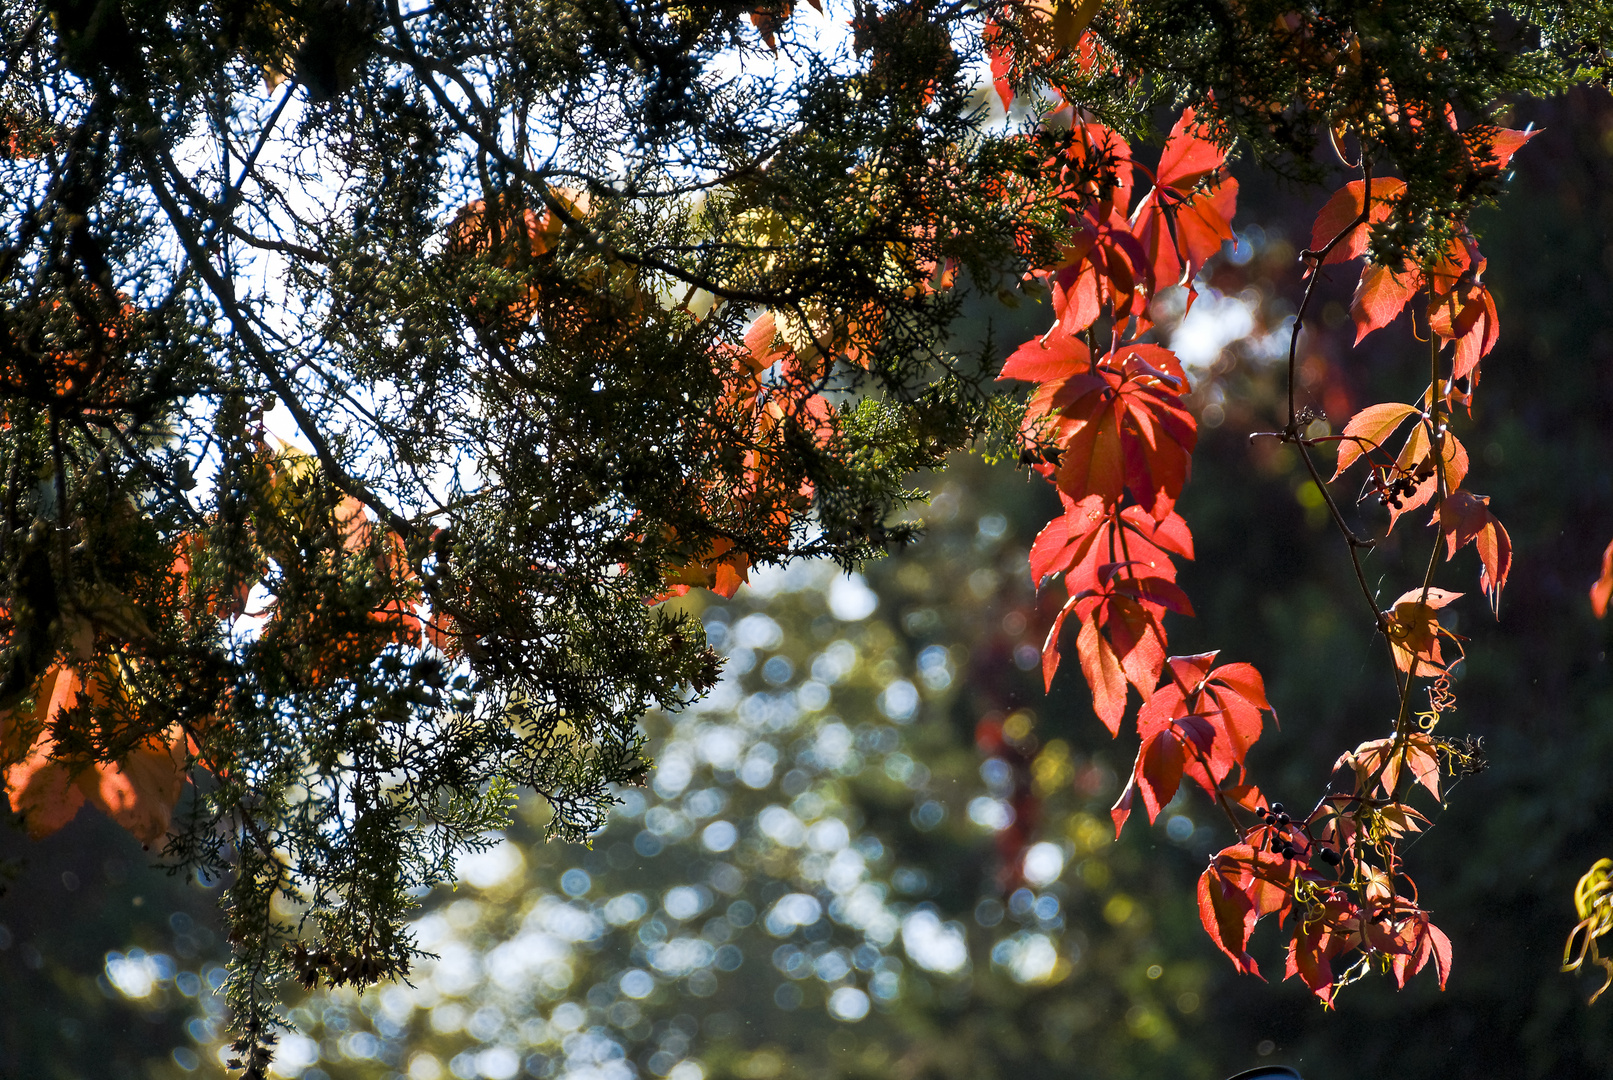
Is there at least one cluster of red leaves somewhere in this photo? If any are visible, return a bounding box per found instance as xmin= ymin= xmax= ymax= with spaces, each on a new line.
xmin=995 ymin=64 xmax=1500 ymax=997
xmin=999 ymin=115 xmax=1230 ymax=740
xmin=1310 ymin=125 xmax=1535 ymax=405
xmin=1017 ymin=110 xmax=1237 ymax=339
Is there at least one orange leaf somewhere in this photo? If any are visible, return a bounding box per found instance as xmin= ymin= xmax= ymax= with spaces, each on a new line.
xmin=1386 ymin=425 xmax=1468 ymax=533
xmin=1384 ymin=587 xmax=1464 ymax=675
xmin=1351 ymin=260 xmax=1420 ymax=342
xmin=1437 ymin=491 xmax=1512 ymax=612
xmin=1332 ymin=402 xmax=1419 ymax=478
xmin=1592 ymin=537 xmax=1613 ymax=619
xmin=81 ymin=727 xmax=191 ymax=847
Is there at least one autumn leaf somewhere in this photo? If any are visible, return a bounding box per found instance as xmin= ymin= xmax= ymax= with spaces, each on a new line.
xmin=1309 ymin=178 xmax=1407 ymax=264
xmin=1029 ymin=125 xmax=1152 ymax=333
xmin=1331 ymin=402 xmax=1420 ymax=479
xmin=1048 ymin=579 xmax=1168 ymax=730
xmin=1112 ymin=714 xmax=1216 ymax=834
xmin=1199 ymin=861 xmax=1262 ymax=977
xmin=2 ymin=662 xmax=192 ymax=846
xmin=1437 ymin=491 xmax=1512 ymax=612
xmin=1350 ymin=260 xmax=1419 ymax=342
xmin=1015 ymin=343 xmax=1195 ymax=518
xmin=1284 ymin=897 xmax=1360 ymax=1004
xmin=999 ymin=328 xmax=1091 ymax=385
xmin=1335 ymin=732 xmax=1444 ymax=801
xmin=1433 ymin=282 xmax=1500 ymax=385
xmin=1384 ymin=587 xmax=1464 ymax=675
xmin=1130 ymin=108 xmax=1238 ymax=291
xmin=1067 ymin=612 xmax=1127 ymax=730
xmin=1136 ymin=652 xmax=1275 ymax=788
xmin=1197 ymin=843 xmax=1298 ymax=978
xmin=1028 ymin=497 xmax=1194 ymax=591
xmin=1473 ymin=124 xmax=1538 ymax=173
xmin=987 ymin=0 xmax=1103 ymax=109
xmin=1592 ymin=537 xmax=1613 ymax=619
xmin=1381 ymin=419 xmax=1469 ymax=533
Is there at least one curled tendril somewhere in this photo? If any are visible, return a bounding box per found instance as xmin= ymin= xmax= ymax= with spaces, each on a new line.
xmin=1562 ymin=857 xmax=1613 ymax=1005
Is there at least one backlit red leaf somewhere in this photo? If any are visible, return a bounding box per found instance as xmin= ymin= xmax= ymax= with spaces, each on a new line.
xmin=1351 ymin=261 xmax=1420 ymax=342
xmin=1593 ymin=537 xmax=1613 ymax=619
xmin=1073 ymin=613 xmax=1128 ymax=733
xmin=1437 ymin=491 xmax=1512 ymax=612
xmin=1310 ymin=178 xmax=1407 ymax=264
xmin=1332 ymin=402 xmax=1420 ymax=478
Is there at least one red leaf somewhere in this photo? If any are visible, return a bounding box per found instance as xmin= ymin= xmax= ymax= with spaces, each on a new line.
xmin=1034 ymin=500 xmax=1193 ymax=597
xmin=1172 ymin=177 xmax=1239 ymax=278
xmin=1054 ymin=400 xmax=1126 ymax=507
xmin=1310 ymin=178 xmax=1406 ymax=264
xmin=1135 ymin=727 xmax=1188 ymax=822
xmin=1139 ymin=655 xmax=1276 ymax=781
xmin=1074 ymin=613 xmax=1128 ymax=733
xmin=2 ymin=664 xmax=191 ymax=846
xmin=1022 ymin=348 xmax=1196 ymax=518
xmin=1128 ymin=109 xmax=1238 ymax=290
xmin=1479 ymin=125 xmax=1538 ymax=171
xmin=1351 ymin=261 xmax=1420 ymax=342
xmin=1111 ymin=772 xmax=1136 ymax=836
xmin=1285 ymin=900 xmax=1358 ymax=1004
xmin=1437 ymin=491 xmax=1512 ymax=612
xmin=1155 ymin=108 xmax=1227 ymax=191
xmin=1198 ymin=863 xmax=1262 ymax=977
xmin=998 ymin=331 xmax=1092 ymax=384
xmin=1427 ymin=921 xmax=1454 ymax=990
xmin=1593 ymin=537 xmax=1613 ymax=619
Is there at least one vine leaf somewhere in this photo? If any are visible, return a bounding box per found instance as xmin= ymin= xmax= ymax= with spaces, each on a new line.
xmin=1437 ymin=491 xmax=1512 ymax=612
xmin=1029 ymin=499 xmax=1193 ymax=594
xmin=1136 ymin=652 xmax=1275 ymax=789
xmin=1310 ymin=178 xmax=1406 ymax=264
xmin=1336 ymin=732 xmax=1445 ymax=801
xmin=1592 ymin=538 xmax=1613 ymax=619
xmin=3 ymin=664 xmax=192 ymax=845
xmin=1130 ymin=108 xmax=1239 ymax=291
xmin=1350 ymin=261 xmax=1420 ymax=342
xmin=1384 ymin=587 xmax=1465 ymax=675
xmin=1112 ymin=713 xmax=1216 ymax=834
xmin=1332 ymin=402 xmax=1420 ymax=478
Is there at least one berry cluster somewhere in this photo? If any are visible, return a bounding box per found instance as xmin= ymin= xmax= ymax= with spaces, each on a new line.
xmin=1256 ymin=801 xmax=1341 ymax=865
xmin=1373 ymin=458 xmax=1436 ymax=510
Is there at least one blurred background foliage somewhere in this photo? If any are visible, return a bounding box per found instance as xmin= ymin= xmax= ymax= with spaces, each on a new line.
xmin=5 ymin=87 xmax=1613 ymax=1080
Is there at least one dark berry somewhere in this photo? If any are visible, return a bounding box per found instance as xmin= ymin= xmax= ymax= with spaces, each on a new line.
xmin=1319 ymin=848 xmax=1342 ymax=866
